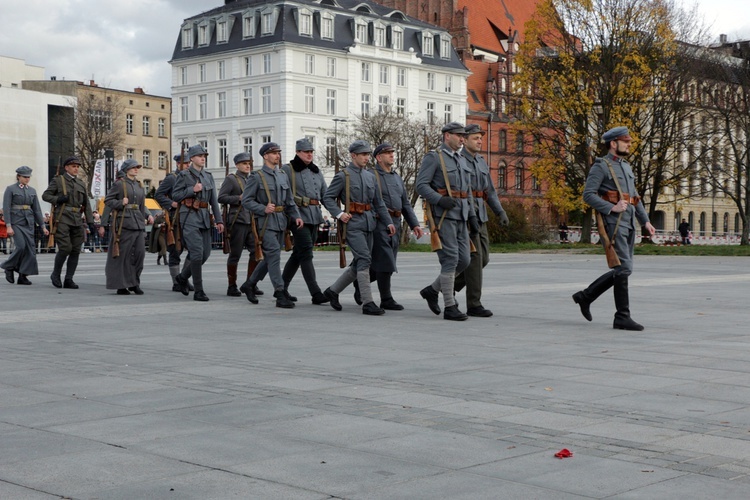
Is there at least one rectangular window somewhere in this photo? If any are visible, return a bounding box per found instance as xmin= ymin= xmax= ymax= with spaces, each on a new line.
xmin=143 ymin=150 xmax=151 ymax=168
xmin=322 ymin=16 xmax=333 ymax=40
xmin=199 ymin=140 xmax=208 ymax=151
xmin=199 ymin=63 xmax=206 ymax=83
xmin=243 ymin=137 xmax=253 ymax=156
xmin=422 ymin=33 xmax=434 ymax=56
xmin=243 ymin=88 xmax=253 ymax=115
xmin=142 ymin=116 xmax=150 ymax=136
xmin=326 ymin=136 xmax=335 ymax=166
xmin=217 ymin=139 xmax=227 ymax=166
xmin=305 ymin=86 xmax=315 ymax=113
xmin=498 ymin=130 xmax=507 ymax=152
xmin=427 ymin=102 xmax=435 ymax=125
xmin=262 ymin=13 xmax=273 ymax=35
xmin=243 ymin=16 xmax=255 ymax=38
xmin=305 ymin=54 xmax=315 ymax=75
xmin=217 ymin=92 xmax=227 ymax=118
xmin=440 ymin=38 xmax=451 ymax=59
xmin=262 ymin=86 xmax=271 ymax=113
xmin=158 ymin=151 xmax=167 ymax=169
xmin=397 ymin=67 xmax=406 ymax=87
xmin=300 ymin=13 xmax=312 ymax=36
xmin=393 ymin=29 xmax=403 ymax=50
xmin=378 ymin=95 xmax=389 ymax=113
xmin=361 ymin=62 xmax=371 ymax=82
xmin=396 ymin=98 xmax=405 ymax=116
xmin=126 ymin=148 xmax=134 ymax=160
xmin=158 ymin=117 xmax=166 ymax=137
xmin=445 ymin=75 xmax=453 ymax=93
xmin=427 ymin=72 xmax=435 ymax=91
xmin=218 ymin=60 xmax=226 ymax=80
xmin=326 ymin=89 xmax=336 ymax=115
xmin=198 ymin=25 xmax=208 ymax=45
xmin=181 ymin=27 xmax=192 ymax=49
xmin=261 ymin=134 xmax=271 ymax=144
xmin=180 ymin=97 xmax=188 ymax=121
xmin=361 ymin=93 xmax=371 ymax=117
xmin=143 ymin=179 xmax=151 ymax=191
xmin=375 ymin=26 xmax=385 ymax=47
xmin=327 ymin=57 xmax=336 ymax=78
xmin=180 ymin=66 xmax=187 ymax=85
xmin=356 ymin=23 xmax=367 ymax=43
xmin=199 ymin=94 xmax=207 ymax=120
xmin=126 ymin=114 xmax=133 ymax=134
xmin=217 ymin=21 xmax=228 ymax=43
xmin=444 ymin=104 xmax=452 ymax=123
xmin=244 ymin=56 xmax=252 ymax=76
xmin=379 ymin=65 xmax=389 ymax=85
xmin=263 ymin=53 xmax=271 ymax=74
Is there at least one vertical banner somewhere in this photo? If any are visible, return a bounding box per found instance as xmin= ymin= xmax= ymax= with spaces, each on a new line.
xmin=91 ymin=158 xmax=106 ymax=198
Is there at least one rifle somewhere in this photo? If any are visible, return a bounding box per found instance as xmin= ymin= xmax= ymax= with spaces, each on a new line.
xmin=596 ymin=212 xmax=621 ymax=268
xmin=338 ymin=170 xmax=350 ymax=268
xmin=112 ymin=181 xmax=128 ymax=258
xmin=222 ymin=155 xmax=231 ymax=254
xmin=423 ymin=200 xmax=442 ymax=251
xmin=47 ymin=157 xmax=63 ymax=248
xmin=251 ymin=215 xmax=263 ymax=261
xmin=284 ymin=229 xmax=293 ymax=251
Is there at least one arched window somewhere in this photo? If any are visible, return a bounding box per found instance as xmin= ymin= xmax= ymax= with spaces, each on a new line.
xmin=711 ymin=212 xmax=717 ymax=235
xmin=688 ymin=212 xmax=694 ymax=232
xmin=723 ymin=212 xmax=729 ymax=234
xmin=515 ymin=163 xmax=524 ymax=192
xmin=497 ymin=162 xmax=506 ymax=191
xmin=699 ymin=212 xmax=706 ymax=236
xmin=735 ymin=213 xmax=741 ymax=233
xmin=675 ymin=211 xmax=681 ymax=231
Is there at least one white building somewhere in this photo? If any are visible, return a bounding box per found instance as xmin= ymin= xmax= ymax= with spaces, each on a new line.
xmin=169 ymin=0 xmax=469 ymax=179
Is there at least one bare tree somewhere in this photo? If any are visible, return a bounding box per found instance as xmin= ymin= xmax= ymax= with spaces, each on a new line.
xmin=70 ymin=90 xmax=124 ymax=185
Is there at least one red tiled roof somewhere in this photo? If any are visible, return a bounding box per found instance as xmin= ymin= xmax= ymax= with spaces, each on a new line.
xmin=458 ymin=0 xmax=540 ymax=54
xmin=465 ymin=59 xmax=491 ymax=111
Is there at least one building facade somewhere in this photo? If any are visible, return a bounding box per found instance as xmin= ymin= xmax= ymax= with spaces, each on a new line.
xmin=169 ymin=0 xmax=469 ymax=183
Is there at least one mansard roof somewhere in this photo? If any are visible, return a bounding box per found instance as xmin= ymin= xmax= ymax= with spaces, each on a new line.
xmin=171 ymin=0 xmax=467 ymax=72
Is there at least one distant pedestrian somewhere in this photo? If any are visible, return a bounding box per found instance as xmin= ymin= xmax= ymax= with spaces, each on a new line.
xmin=678 ymin=218 xmax=691 ymax=245
xmin=559 ymin=221 xmax=569 ymax=242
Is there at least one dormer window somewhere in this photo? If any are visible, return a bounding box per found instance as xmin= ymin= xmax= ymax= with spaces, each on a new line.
xmin=262 ymin=11 xmax=276 ymax=35
xmin=374 ymin=24 xmax=386 ymax=47
xmin=355 ymin=21 xmax=368 ymax=43
xmin=181 ymin=25 xmax=193 ymax=49
xmin=198 ymin=23 xmax=209 ymax=46
xmin=440 ymin=36 xmax=451 ymax=59
xmin=321 ymin=14 xmax=334 ymax=40
xmin=243 ymin=13 xmax=256 ymax=38
xmin=217 ymin=21 xmax=228 ymax=43
xmin=392 ymin=27 xmax=403 ymax=50
xmin=422 ymin=32 xmax=434 ymax=57
xmin=299 ymin=11 xmax=313 ymax=36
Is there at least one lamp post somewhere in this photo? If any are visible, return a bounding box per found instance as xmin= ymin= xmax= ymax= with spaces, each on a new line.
xmin=333 ymin=118 xmax=347 ymax=174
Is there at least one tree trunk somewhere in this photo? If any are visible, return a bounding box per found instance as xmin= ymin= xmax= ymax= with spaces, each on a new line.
xmin=580 ymin=207 xmax=593 ymax=244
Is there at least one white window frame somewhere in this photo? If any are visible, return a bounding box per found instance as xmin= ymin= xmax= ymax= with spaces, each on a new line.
xmin=440 ymin=36 xmax=451 ymax=59
xmin=326 ymin=89 xmax=336 ymax=116
xmin=180 ymin=66 xmax=188 ymax=85
xmin=321 ymin=15 xmax=334 ymax=40
xmin=126 ymin=114 xmax=133 ymax=134
xmin=445 ymin=75 xmax=453 ymax=93
xmin=244 ymin=56 xmax=252 ymax=76
xmin=422 ymin=32 xmax=434 ymax=57
xmin=327 ymin=57 xmax=336 ymax=78
xmin=126 ymin=148 xmax=134 ymax=160
xmin=217 ymin=92 xmax=227 ymax=118
xmin=378 ymin=95 xmax=389 ymax=113
xmin=181 ymin=26 xmax=193 ymax=49
xmin=143 ymin=150 xmax=151 ymax=168
xmin=158 ymin=117 xmax=166 ymax=137
xmin=158 ymin=151 xmax=167 ymax=169
xmin=180 ymin=97 xmax=189 ymax=121
xmin=217 ymin=139 xmax=227 ymax=165
xmin=397 ymin=67 xmax=406 ymax=87
xmin=427 ymin=102 xmax=435 ymax=125
xmin=305 ymin=54 xmax=315 ymax=75
xmin=299 ymin=11 xmax=313 ymax=36
xmin=218 ymin=60 xmax=226 ymax=80
xmin=356 ymin=22 xmax=368 ymax=43
xmin=392 ymin=27 xmax=403 ymax=50
xmin=427 ymin=72 xmax=435 ymax=91
xmin=305 ymin=86 xmax=315 ymax=114
xmin=198 ymin=24 xmax=208 ymax=46
xmin=444 ymin=104 xmax=452 ymax=123
xmin=199 ymin=94 xmax=207 ymax=120
xmin=263 ymin=53 xmax=271 ymax=74
xmin=243 ymin=137 xmax=253 ymax=155
xmin=379 ymin=65 xmax=389 ymax=85
xmin=361 ymin=93 xmax=371 ymax=117
xmin=262 ymin=12 xmax=274 ymax=35
xmin=142 ymin=116 xmax=150 ymax=136
xmin=199 ymin=63 xmax=206 ymax=83
xmin=361 ymin=62 xmax=371 ymax=82
xmin=243 ymin=14 xmax=255 ymax=38
xmin=243 ymin=88 xmax=253 ymax=115
xmin=374 ymin=25 xmax=386 ymax=47
xmin=217 ymin=21 xmax=228 ymax=43
xmin=396 ymin=98 xmax=406 ymax=116
xmin=262 ymin=86 xmax=271 ymax=113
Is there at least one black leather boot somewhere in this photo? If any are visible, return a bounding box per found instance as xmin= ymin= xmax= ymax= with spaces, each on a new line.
xmin=613 ymin=275 xmax=644 ymax=331
xmin=239 ymin=280 xmax=258 ymax=304
xmin=324 ymin=287 xmax=341 ymax=311
xmin=420 ymin=285 xmax=440 ymax=315
xmin=274 ymin=289 xmax=295 ymax=308
xmin=572 ymin=270 xmax=615 ymax=321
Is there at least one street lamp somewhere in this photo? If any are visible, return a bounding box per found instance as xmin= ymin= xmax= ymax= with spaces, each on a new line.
xmin=333 ymin=118 xmax=347 ymax=173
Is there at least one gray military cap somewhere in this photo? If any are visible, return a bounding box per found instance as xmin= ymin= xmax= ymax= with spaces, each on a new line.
xmin=120 ymin=159 xmax=141 ymax=172
xmin=63 ymin=156 xmax=82 ymax=167
xmin=188 ymin=144 xmax=209 ymax=158
xmin=233 ymin=152 xmax=252 ymax=164
xmin=295 ymin=138 xmax=314 ymax=151
xmin=259 ymin=142 xmax=281 ymax=156
xmin=173 ymin=153 xmax=189 ymax=162
xmin=348 ymin=140 xmax=372 ymax=154
xmin=373 ymin=143 xmax=395 ymax=157
xmin=16 ymin=166 xmax=33 ymax=176
xmin=441 ymin=122 xmax=466 ymax=134
xmin=464 ymin=124 xmax=486 ymax=136
xmin=602 ymin=126 xmax=631 ymax=143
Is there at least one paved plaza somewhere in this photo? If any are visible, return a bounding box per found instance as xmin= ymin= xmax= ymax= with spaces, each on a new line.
xmin=1 ymin=250 xmax=750 ymax=499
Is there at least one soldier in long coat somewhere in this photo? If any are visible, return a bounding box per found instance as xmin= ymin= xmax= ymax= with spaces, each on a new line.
xmin=42 ymin=156 xmax=94 ymax=289
xmin=104 ymin=159 xmax=153 ymax=294
xmin=1 ymin=166 xmax=48 ymax=285
xmin=322 ymin=140 xmax=395 ymax=316
xmin=573 ymin=126 xmax=656 ymax=330
xmin=171 ymin=144 xmax=225 ymax=302
xmin=416 ymin=122 xmax=478 ymax=321
xmin=357 ymin=142 xmax=423 ymax=310
xmin=218 ymin=152 xmax=264 ymax=297
xmin=238 ymin=142 xmax=303 ymax=308
xmin=280 ymin=138 xmax=329 ymax=305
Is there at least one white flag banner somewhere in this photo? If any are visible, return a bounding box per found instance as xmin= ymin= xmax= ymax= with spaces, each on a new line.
xmin=91 ymin=158 xmax=106 ymax=198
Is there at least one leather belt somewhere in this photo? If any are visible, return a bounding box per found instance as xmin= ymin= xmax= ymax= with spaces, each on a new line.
xmin=308 ymin=199 xmax=320 ymax=205
xmin=601 ymin=190 xmax=641 ymax=205
xmin=350 ymin=202 xmax=371 ymax=214
xmin=274 ymin=206 xmax=285 ymax=212
xmin=11 ymin=204 xmax=31 ymax=210
xmin=436 ymin=188 xmax=468 ymax=198
xmin=294 ymin=197 xmax=320 ymax=207
xmin=473 ymin=190 xmax=488 ymax=200
xmin=65 ymin=206 xmax=81 ymax=213
xmin=181 ymin=199 xmax=209 ymax=209
xmin=387 ymin=209 xmax=402 ymax=218
xmin=124 ymin=204 xmax=140 ymax=210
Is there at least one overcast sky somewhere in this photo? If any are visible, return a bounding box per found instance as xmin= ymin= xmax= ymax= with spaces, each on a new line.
xmin=2 ymin=0 xmax=749 ymax=98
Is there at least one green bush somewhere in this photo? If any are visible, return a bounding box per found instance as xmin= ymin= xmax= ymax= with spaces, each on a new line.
xmin=486 ymin=201 xmax=549 ymax=244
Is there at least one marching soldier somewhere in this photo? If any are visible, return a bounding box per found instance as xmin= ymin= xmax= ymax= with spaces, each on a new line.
xmin=155 ymin=153 xmax=194 ymax=292
xmin=573 ymin=126 xmax=655 ymax=330
xmin=171 ymin=144 xmax=225 ymax=301
xmin=218 ymin=152 xmax=264 ymax=298
xmin=104 ymin=159 xmax=153 ymax=294
xmin=239 ymin=142 xmax=303 ymax=308
xmin=322 ymin=140 xmax=395 ymax=315
xmin=1 ymin=166 xmax=48 ymax=285
xmin=454 ymin=124 xmax=509 ymax=317
xmin=416 ymin=122 xmax=477 ymax=321
xmin=42 ymin=156 xmax=94 ymax=289
xmin=280 ymin=138 xmax=329 ymax=305
xmin=357 ymin=142 xmax=423 ymax=310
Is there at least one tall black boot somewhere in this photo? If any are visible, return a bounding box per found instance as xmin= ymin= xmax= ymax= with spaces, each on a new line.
xmin=377 ymin=272 xmax=403 ymax=310
xmin=51 ymin=252 xmax=67 ymax=288
xmin=613 ymin=275 xmax=644 ymax=331
xmin=572 ymin=270 xmax=615 ymax=321
xmin=63 ymin=253 xmax=80 ymax=288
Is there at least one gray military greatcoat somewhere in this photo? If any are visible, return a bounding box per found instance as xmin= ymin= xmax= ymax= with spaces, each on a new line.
xmin=1 ymin=183 xmax=45 ymax=275
xmin=172 ymin=166 xmax=223 ymax=266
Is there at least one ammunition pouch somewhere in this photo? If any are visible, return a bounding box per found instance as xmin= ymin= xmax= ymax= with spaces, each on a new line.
xmin=350 ymin=202 xmax=371 ymax=214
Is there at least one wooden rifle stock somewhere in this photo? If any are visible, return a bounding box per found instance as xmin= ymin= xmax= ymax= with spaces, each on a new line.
xmin=47 ymin=160 xmax=63 ymax=248
xmin=164 ymin=210 xmax=175 ymax=246
xmin=338 ymin=219 xmax=346 ymax=268
xmin=251 ymin=216 xmax=263 ymax=261
xmin=596 ymin=212 xmax=621 ymax=268
xmin=284 ymin=230 xmax=293 ymax=252
xmin=423 ymin=201 xmax=442 ymax=252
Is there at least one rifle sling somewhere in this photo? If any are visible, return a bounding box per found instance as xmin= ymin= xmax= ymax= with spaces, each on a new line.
xmin=435 ymin=151 xmax=452 ymax=231
xmin=602 ymin=158 xmax=626 ymax=244
xmin=258 ymin=171 xmax=274 ymax=240
xmin=116 ymin=181 xmax=128 ymax=240
xmin=225 ymin=174 xmax=245 ymax=235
